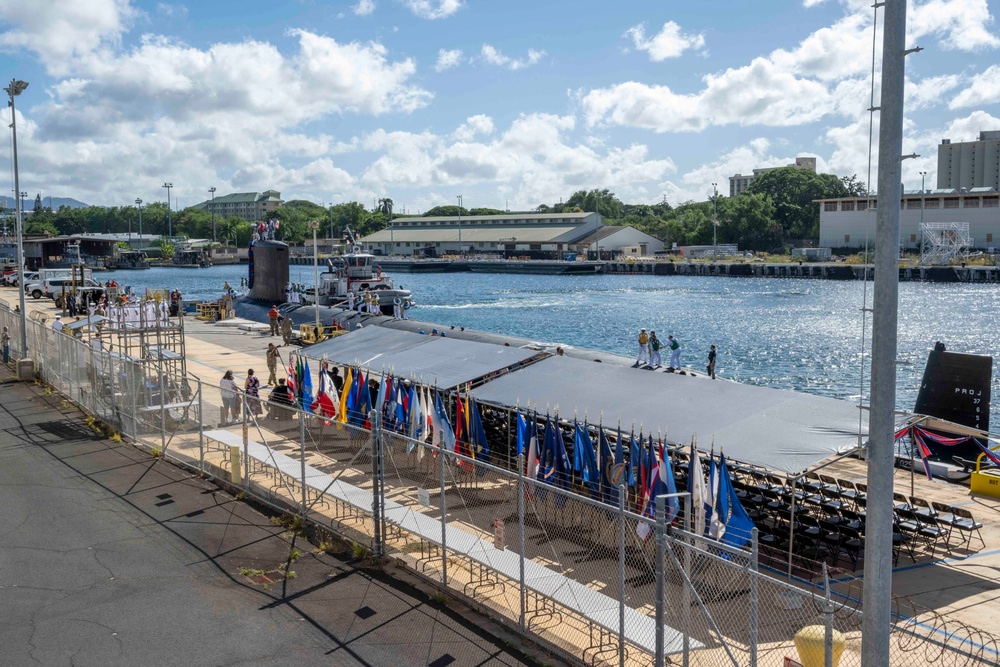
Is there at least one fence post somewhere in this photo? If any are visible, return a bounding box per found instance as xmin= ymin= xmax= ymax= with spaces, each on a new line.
xmin=750 ymin=527 xmax=759 ymax=667
xmin=655 ymin=495 xmax=666 ymax=667
xmin=440 ymin=439 xmax=448 ymax=586
xmin=299 ymin=398 xmax=307 ymax=518
xmin=682 ymin=495 xmax=691 ymax=667
xmin=157 ymin=361 xmax=166 ymax=454
xmin=198 ymin=379 xmax=204 ymax=473
xmin=517 ymin=453 xmax=526 ymax=633
xmin=242 ymin=392 xmax=250 ymax=494
xmin=823 ymin=563 xmax=834 ymax=667
xmin=130 ymin=362 xmax=138 ymax=442
xmin=618 ymin=483 xmax=626 ymax=667
xmin=371 ymin=409 xmax=383 ymax=557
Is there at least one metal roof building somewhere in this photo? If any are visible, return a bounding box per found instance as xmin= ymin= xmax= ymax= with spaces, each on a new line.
xmin=361 ymin=211 xmax=602 ymax=256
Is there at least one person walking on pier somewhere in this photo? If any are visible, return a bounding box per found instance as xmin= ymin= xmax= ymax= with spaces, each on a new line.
xmin=265 ymin=343 xmax=282 ymax=387
xmin=649 ymin=331 xmax=662 ymax=368
xmin=635 ymin=328 xmax=650 ymax=367
xmin=1 ymin=326 xmax=9 ymax=364
xmin=219 ymin=370 xmax=240 ymax=425
xmin=244 ymin=368 xmax=263 ymax=418
xmin=668 ymin=335 xmax=681 ymax=370
xmin=707 ymin=344 xmax=717 ymax=380
xmin=268 ymin=305 xmax=279 ymax=336
xmin=281 ymin=315 xmax=293 ymax=345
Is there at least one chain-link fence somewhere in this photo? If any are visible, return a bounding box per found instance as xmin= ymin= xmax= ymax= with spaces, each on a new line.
xmin=3 ymin=301 xmax=999 ymax=667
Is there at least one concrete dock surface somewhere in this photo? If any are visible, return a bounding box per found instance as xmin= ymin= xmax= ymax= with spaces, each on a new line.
xmin=0 ymin=365 xmax=553 ymax=667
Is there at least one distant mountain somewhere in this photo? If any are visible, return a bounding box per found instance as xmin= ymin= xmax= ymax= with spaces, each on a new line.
xmin=0 ymin=196 xmax=90 ymax=210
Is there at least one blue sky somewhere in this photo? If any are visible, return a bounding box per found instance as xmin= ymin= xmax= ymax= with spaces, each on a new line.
xmin=1 ymin=0 xmax=998 ymax=211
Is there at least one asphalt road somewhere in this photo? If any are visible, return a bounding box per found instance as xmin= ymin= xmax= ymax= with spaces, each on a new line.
xmin=0 ymin=370 xmax=538 ymax=667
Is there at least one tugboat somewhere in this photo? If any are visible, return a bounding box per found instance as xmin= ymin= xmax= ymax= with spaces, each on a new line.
xmin=301 ymin=246 xmax=413 ymax=315
xmin=114 ymin=249 xmax=150 ymax=270
xmin=172 ymin=247 xmax=212 ymax=268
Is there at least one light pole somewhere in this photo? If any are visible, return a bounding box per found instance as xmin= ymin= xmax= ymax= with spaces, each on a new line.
xmin=712 ymin=182 xmax=718 ymax=262
xmin=308 ymin=220 xmax=321 ymax=333
xmin=209 ymin=186 xmax=216 ymax=243
xmin=456 ymin=195 xmax=463 ymax=254
xmin=5 ymin=78 xmax=29 ymax=359
xmin=162 ymin=182 xmax=173 ymax=238
xmin=19 ymin=191 xmax=27 ymax=215
xmin=135 ymin=198 xmax=143 ymax=245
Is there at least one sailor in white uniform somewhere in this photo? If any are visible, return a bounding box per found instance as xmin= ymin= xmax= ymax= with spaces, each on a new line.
xmin=401 ymin=299 xmax=410 ymax=320
xmin=392 ymin=296 xmax=402 ymax=319
xmin=346 ymin=291 xmax=355 ymax=311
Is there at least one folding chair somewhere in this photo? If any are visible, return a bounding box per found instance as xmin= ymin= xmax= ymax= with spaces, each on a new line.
xmin=950 ymin=507 xmax=985 ymax=551
xmin=908 ymin=496 xmax=937 ymax=522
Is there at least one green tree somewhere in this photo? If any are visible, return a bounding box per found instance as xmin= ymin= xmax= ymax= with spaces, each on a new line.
xmin=563 ymin=189 xmax=625 ymax=219
xmin=424 ymin=205 xmax=468 ymax=217
xmin=744 ymin=167 xmax=848 ymax=242
xmin=33 ymin=193 xmax=42 ymax=214
xmin=718 ymin=193 xmax=777 ymax=251
xmin=841 ymin=174 xmax=869 ymax=196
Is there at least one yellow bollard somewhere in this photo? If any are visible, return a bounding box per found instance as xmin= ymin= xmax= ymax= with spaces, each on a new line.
xmin=230 ymin=445 xmax=242 ymax=484
xmin=794 ymin=625 xmax=845 ymax=667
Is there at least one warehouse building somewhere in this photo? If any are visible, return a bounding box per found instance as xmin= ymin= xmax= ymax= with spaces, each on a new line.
xmin=817 ymin=188 xmax=1000 ymax=250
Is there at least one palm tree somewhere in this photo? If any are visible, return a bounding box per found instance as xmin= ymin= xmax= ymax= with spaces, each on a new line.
xmin=378 ymin=197 xmax=393 ymax=222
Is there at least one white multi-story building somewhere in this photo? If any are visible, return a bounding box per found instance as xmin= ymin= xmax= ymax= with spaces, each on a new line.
xmin=817 ymin=189 xmax=1000 ymax=249
xmin=937 ymin=131 xmax=1000 ymax=191
xmin=729 ymin=156 xmax=817 ymax=197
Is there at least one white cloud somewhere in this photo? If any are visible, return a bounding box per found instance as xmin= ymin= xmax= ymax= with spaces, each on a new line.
xmin=950 ymin=64 xmax=1000 ymax=108
xmin=909 ymin=0 xmax=999 ymax=51
xmin=156 ymin=3 xmax=188 ymax=18
xmin=583 ymin=56 xmax=830 ymax=133
xmin=0 ymin=0 xmax=139 ymax=75
xmin=625 ymin=21 xmax=705 ymax=61
xmin=480 ymin=44 xmax=545 ymax=70
xmin=434 ymin=47 xmax=463 ymax=72
xmin=402 ymin=0 xmax=462 ymax=20
xmin=353 ymin=113 xmax=675 ymax=207
xmin=907 ymin=73 xmax=961 ymax=110
xmin=452 ymin=114 xmax=494 ymax=141
xmin=353 ymin=0 xmax=375 ymax=15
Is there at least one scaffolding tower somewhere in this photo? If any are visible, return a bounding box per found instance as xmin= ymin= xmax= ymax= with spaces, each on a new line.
xmin=919 ymin=222 xmax=971 ymax=266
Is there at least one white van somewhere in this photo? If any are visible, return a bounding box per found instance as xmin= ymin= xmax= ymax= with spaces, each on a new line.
xmin=26 ymin=277 xmax=101 ymax=300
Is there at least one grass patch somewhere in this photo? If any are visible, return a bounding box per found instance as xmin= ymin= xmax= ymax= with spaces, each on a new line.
xmin=352 ymin=543 xmax=371 ymax=561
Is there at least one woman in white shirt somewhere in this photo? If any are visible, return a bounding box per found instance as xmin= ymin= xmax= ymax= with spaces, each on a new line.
xmin=219 ymin=370 xmax=240 ymax=425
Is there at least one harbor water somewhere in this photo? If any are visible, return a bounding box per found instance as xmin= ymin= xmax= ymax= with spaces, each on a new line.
xmin=96 ymin=265 xmax=1000 ymax=427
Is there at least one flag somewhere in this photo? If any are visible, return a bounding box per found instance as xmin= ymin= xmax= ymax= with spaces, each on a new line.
xmin=541 ymin=417 xmax=571 ymax=490
xmin=715 ymin=453 xmax=755 ymax=548
xmin=469 ymin=397 xmax=490 ymax=464
xmin=516 ymin=411 xmax=531 ymax=457
xmin=394 ymin=382 xmax=407 ymax=431
xmin=573 ymin=421 xmax=599 ymax=496
xmin=454 ymin=392 xmax=467 ymax=457
xmin=688 ymin=443 xmax=708 ymax=538
xmin=301 ymin=357 xmax=314 ymax=413
xmin=599 ymin=427 xmax=619 ymax=507
xmin=286 ymin=354 xmax=298 ymax=400
xmin=525 ymin=413 xmax=539 ymax=494
xmin=356 ymin=369 xmax=371 ymax=427
xmin=640 ymin=434 xmax=658 ymax=514
xmin=433 ymin=390 xmax=456 ymax=452
xmin=614 ymin=426 xmax=626 ymax=491
xmin=707 ymin=452 xmax=722 ymax=539
xmin=337 ymin=367 xmax=353 ymax=423
xmin=628 ymin=431 xmax=640 ymax=489
xmin=407 ymin=384 xmax=424 ymax=445
xmin=375 ymin=373 xmax=388 ymax=421
xmin=311 ymin=371 xmax=338 ymax=424
xmin=637 ymin=441 xmax=679 ymax=540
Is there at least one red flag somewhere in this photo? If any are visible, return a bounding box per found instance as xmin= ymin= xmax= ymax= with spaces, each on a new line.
xmin=286 ymin=354 xmax=297 ymax=399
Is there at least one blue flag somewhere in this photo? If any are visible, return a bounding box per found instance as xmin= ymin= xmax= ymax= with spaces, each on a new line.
xmin=628 ymin=430 xmax=640 ymax=489
xmin=346 ymin=367 xmax=362 ymax=426
xmin=301 ymin=358 xmax=314 ymax=413
xmin=516 ymin=411 xmax=531 ymax=457
xmin=598 ymin=427 xmax=618 ymax=507
xmin=573 ymin=421 xmax=599 ymax=496
xmin=715 ymin=453 xmax=755 ymax=548
xmin=469 ymin=397 xmax=490 ymax=464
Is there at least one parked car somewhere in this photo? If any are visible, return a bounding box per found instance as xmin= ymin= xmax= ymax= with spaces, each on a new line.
xmin=6 ymin=270 xmax=37 ymax=287
xmin=25 ymin=277 xmax=100 ymax=300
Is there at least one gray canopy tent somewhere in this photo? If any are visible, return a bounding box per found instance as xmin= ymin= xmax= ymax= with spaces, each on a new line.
xmin=472 ymin=355 xmax=867 ymax=475
xmin=303 ymin=326 xmax=543 ymax=390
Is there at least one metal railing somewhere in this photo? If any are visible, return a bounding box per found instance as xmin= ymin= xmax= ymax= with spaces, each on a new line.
xmin=3 ymin=301 xmax=998 ymax=667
